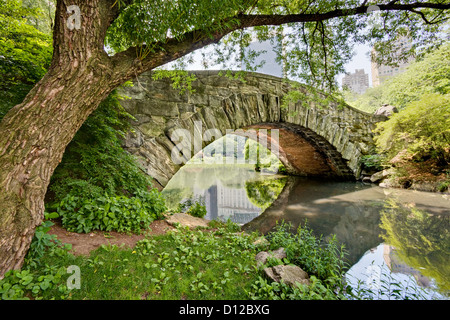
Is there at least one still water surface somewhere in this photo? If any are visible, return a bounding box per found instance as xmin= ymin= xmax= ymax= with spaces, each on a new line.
xmin=162 ymin=164 xmax=450 ymax=299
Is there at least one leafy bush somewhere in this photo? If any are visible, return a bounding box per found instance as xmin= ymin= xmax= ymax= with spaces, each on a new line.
xmin=266 ymin=222 xmax=347 ymax=282
xmin=177 ymin=198 xmax=207 ymax=218
xmin=54 ymin=189 xmax=166 ymax=234
xmin=25 ymin=219 xmax=72 ymax=268
xmin=360 ymin=154 xmax=385 ymax=172
xmin=374 ymin=93 xmax=450 ymax=165
xmin=47 ymin=89 xmax=153 ymax=203
xmin=0 ymin=218 xmax=73 ymax=300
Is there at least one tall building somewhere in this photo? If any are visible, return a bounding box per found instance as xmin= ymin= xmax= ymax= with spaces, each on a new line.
xmin=371 ymin=36 xmax=414 ymax=87
xmin=342 ymin=69 xmax=369 ymax=94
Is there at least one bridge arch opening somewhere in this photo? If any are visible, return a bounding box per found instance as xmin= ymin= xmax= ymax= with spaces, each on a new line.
xmin=120 ymin=70 xmax=382 ymax=188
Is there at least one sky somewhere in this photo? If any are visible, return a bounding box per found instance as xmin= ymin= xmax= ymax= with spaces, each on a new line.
xmin=174 ymin=41 xmax=374 ymax=89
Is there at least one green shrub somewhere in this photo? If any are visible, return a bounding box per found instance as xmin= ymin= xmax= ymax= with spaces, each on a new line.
xmin=54 ymin=189 xmax=166 ymax=234
xmin=347 ymin=43 xmax=450 ymax=112
xmin=47 ymin=89 xmax=153 ymax=203
xmin=0 ymin=218 xmax=73 ymax=300
xmin=374 ymin=93 xmax=450 ymax=165
xmin=360 ymin=154 xmax=385 ymax=172
xmin=266 ymin=222 xmax=347 ymax=282
xmin=177 ymin=198 xmax=207 ymax=218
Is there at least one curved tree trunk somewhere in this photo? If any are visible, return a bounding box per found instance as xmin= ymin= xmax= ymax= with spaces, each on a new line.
xmin=0 ymin=70 xmax=114 ymax=277
xmin=0 ymin=0 xmax=120 ymax=278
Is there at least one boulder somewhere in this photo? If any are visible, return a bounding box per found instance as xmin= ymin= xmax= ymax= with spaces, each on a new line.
xmin=252 ymin=237 xmax=270 ymax=247
xmin=264 ymin=265 xmax=310 ymax=287
xmin=255 ymin=247 xmax=287 ymax=267
xmin=165 ymin=213 xmax=210 ymax=229
xmin=370 ymin=168 xmax=395 ymax=183
xmin=374 ymin=104 xmax=398 ymax=117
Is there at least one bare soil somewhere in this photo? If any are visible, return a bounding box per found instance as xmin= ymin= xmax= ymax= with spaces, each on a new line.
xmin=48 ymin=219 xmax=175 ymax=256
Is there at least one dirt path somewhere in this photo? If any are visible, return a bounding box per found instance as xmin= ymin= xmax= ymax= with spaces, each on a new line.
xmin=48 ymin=220 xmax=175 ymax=256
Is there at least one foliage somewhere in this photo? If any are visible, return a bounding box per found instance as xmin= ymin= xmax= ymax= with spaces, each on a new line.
xmin=0 ymin=0 xmax=52 ymax=87
xmin=151 ymin=69 xmax=197 ymax=95
xmin=2 ymin=217 xmax=437 ymax=300
xmin=248 ymin=275 xmax=347 ymax=300
xmin=360 ymin=154 xmax=385 ymax=172
xmin=245 ymin=177 xmax=286 ymax=210
xmin=24 ymin=221 xmax=262 ymax=300
xmin=374 ymin=93 xmax=450 ymax=165
xmin=25 ymin=218 xmax=72 ymax=268
xmin=0 ymin=0 xmax=52 ymax=118
xmin=375 ymin=42 xmax=450 ymax=109
xmin=266 ymin=222 xmax=348 ymax=284
xmin=379 ymin=199 xmax=450 ymax=293
xmin=177 ymin=197 xmax=207 ymax=218
xmin=0 ymin=218 xmax=73 ymax=300
xmin=44 ymin=87 xmax=169 ymax=234
xmin=347 ymin=43 xmax=450 ymax=112
xmin=244 ymin=137 xmax=285 ymax=173
xmin=47 ymin=89 xmax=154 ymax=203
xmin=103 ymin=1 xmax=450 ymax=92
xmin=51 ymin=189 xmax=166 ymax=234
xmin=21 ymin=0 xmax=55 ymax=34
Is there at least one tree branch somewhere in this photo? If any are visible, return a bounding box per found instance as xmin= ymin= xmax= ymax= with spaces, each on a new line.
xmin=110 ymin=1 xmax=450 ymax=82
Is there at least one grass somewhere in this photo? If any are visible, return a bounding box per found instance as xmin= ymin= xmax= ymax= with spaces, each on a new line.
xmin=2 ymin=219 xmax=440 ymax=300
xmin=9 ymin=221 xmax=265 ymax=300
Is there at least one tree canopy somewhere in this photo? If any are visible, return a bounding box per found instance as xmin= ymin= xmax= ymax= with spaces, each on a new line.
xmin=101 ymin=0 xmax=450 ymax=91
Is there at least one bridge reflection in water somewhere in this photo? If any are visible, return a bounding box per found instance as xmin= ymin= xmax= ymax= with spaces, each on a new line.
xmin=162 ymin=164 xmax=450 ymax=299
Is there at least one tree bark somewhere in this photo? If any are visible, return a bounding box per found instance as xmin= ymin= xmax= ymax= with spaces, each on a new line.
xmin=0 ymin=0 xmax=119 ymax=278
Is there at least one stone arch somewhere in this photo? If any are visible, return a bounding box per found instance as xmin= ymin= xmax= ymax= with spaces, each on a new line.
xmin=119 ymin=71 xmax=384 ymax=188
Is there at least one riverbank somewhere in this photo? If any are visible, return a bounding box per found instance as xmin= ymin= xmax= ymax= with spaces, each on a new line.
xmin=364 ymin=159 xmax=450 ymax=194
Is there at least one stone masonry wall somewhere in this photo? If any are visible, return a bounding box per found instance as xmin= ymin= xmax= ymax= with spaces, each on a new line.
xmin=119 ymin=71 xmax=385 ymax=187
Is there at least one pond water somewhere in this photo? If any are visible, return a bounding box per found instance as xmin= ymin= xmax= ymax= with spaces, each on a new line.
xmin=162 ymin=164 xmax=450 ymax=300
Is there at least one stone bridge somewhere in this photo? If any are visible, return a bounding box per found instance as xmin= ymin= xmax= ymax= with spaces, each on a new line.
xmin=119 ymin=71 xmax=385 ymax=188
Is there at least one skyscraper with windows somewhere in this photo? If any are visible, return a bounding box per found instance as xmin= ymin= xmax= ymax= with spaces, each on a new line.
xmin=342 ymin=69 xmax=370 ymax=94
xmin=371 ymin=36 xmax=414 ymax=87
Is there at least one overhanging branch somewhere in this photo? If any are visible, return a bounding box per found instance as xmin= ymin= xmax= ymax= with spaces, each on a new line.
xmin=110 ymin=1 xmax=450 ymax=80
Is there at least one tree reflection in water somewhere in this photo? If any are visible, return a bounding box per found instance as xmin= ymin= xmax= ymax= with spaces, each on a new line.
xmin=379 ymin=199 xmax=450 ymax=295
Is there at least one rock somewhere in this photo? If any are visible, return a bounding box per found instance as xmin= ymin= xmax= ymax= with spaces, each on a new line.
xmin=264 ymin=265 xmax=310 ymax=287
xmin=252 ymin=237 xmax=270 ymax=247
xmin=255 ymin=247 xmax=287 ymax=267
xmin=374 ymin=104 xmax=398 ymax=117
xmin=370 ymin=168 xmax=394 ymax=183
xmin=370 ymin=171 xmax=385 ymax=183
xmin=165 ymin=213 xmax=210 ymax=229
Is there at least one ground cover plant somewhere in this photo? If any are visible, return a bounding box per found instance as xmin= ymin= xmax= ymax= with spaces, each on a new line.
xmin=1 ymin=216 xmax=439 ymax=300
